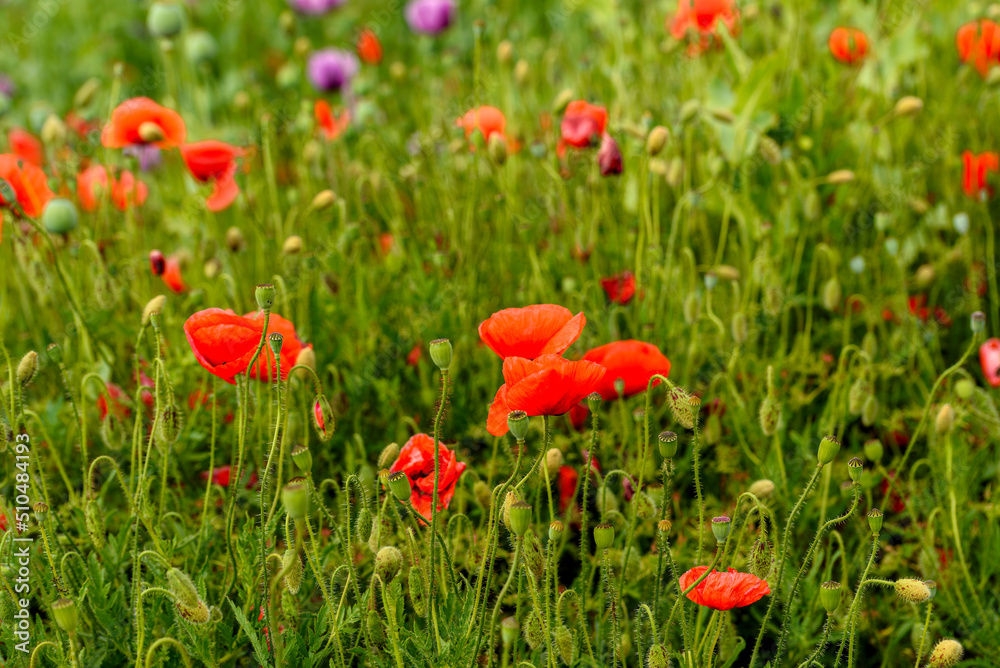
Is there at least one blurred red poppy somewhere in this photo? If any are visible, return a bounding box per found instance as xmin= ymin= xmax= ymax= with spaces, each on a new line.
xmin=97 ymin=382 xmax=130 ymax=421
xmin=457 ymin=106 xmax=507 ymax=142
xmin=162 ymin=256 xmax=187 ymax=293
xmin=828 ymin=27 xmax=869 ymax=64
xmin=557 ymin=465 xmax=578 ymax=513
xmin=560 ymin=100 xmax=607 ymax=148
xmin=598 ymin=134 xmax=623 ymax=176
xmin=981 ymin=338 xmax=1000 ymax=388
xmin=479 ymin=304 xmax=586 ymax=360
xmin=487 ymin=355 xmax=606 ymax=436
xmin=102 ymin=97 xmax=187 ymax=148
xmin=962 ymin=151 xmax=998 ymax=198
xmin=0 ymin=154 xmax=53 ymax=219
xmin=184 ymin=308 xmax=264 ymax=384
xmin=389 ymin=433 xmax=467 ymax=518
xmin=8 ymin=128 xmax=43 ymax=165
xmin=957 ymin=19 xmax=1000 ymax=77
xmin=242 ymin=311 xmax=310 ymax=382
xmin=407 ymin=342 xmax=422 ymax=367
xmin=668 ymin=0 xmax=739 ymax=53
xmin=582 ymin=340 xmax=671 ymax=400
xmin=357 ymin=28 xmax=383 ymax=65
xmin=908 ymin=294 xmax=929 ymax=322
xmin=679 ymin=566 xmax=770 ymax=610
xmin=201 ymin=465 xmax=258 ymax=489
xmin=181 ymin=140 xmax=244 ymax=212
xmin=77 ymin=165 xmax=148 ymax=212
xmin=601 ymin=271 xmax=636 ymax=305
xmin=315 ymin=100 xmax=351 ymax=141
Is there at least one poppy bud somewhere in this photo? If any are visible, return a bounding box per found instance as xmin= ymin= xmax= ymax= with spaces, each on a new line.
xmin=647 ymin=644 xmax=670 ymax=668
xmin=956 ymin=378 xmax=974 ymax=399
xmin=748 ymin=538 xmax=772 ymax=578
xmin=378 ymin=443 xmax=400 ymax=470
xmin=598 ymin=134 xmax=623 ymax=176
xmin=387 ymin=471 xmax=411 ymax=502
xmin=282 ymin=477 xmax=310 ymax=520
xmin=356 ymin=507 xmax=373 ymax=543
xmin=488 ymin=133 xmax=507 ymax=165
xmin=935 ymin=404 xmax=954 ymax=435
xmin=666 ymin=386 xmax=696 ymax=430
xmin=167 ymin=568 xmax=201 ymax=609
xmin=666 ymin=156 xmax=684 ymax=188
xmin=649 ymin=158 xmax=668 ymax=175
xmin=267 ymin=332 xmax=284 ymax=358
xmin=311 ymin=189 xmax=336 ymax=211
xmin=552 ymin=88 xmax=574 ymax=114
xmin=226 ymin=226 xmax=245 ymax=252
xmin=282 ymin=548 xmax=303 ymax=593
xmin=748 ymin=479 xmax=775 ymax=499
xmin=507 ymin=410 xmax=529 ymax=441
xmin=255 ymin=283 xmax=276 ymax=310
xmin=524 ymin=613 xmax=544 ymax=650
xmin=142 ymin=295 xmax=166 ymax=327
xmin=971 ymin=311 xmax=986 ymax=334
xmin=312 ymin=395 xmax=334 ymax=441
xmin=759 ymin=395 xmax=780 ymax=437
xmin=294 ymin=347 xmax=316 ymax=381
xmin=74 ymin=78 xmax=100 ymax=107
xmin=554 ymin=625 xmax=573 ymax=665
xmin=496 ymin=40 xmax=513 ymax=63
xmin=914 ymin=263 xmax=935 ymax=288
xmin=85 ymin=499 xmax=105 ymax=548
xmin=429 ymin=338 xmax=452 ymax=371
xmin=821 ymin=277 xmax=842 ymax=311
xmin=658 ymin=430 xmax=678 ymax=459
xmin=646 ymin=125 xmax=669 ymax=156
xmin=820 ymin=581 xmax=841 ymax=613
xmin=283 ymin=235 xmax=303 ymax=255
xmin=149 ymin=250 xmax=166 ymax=276
xmin=52 ymin=598 xmax=78 ymax=635
xmin=679 ymin=99 xmax=700 ymax=123
xmin=548 ymin=520 xmax=564 ymax=542
xmin=157 ymin=404 xmax=182 ymax=445
xmin=375 ymin=546 xmax=403 ymax=582
xmin=894 ymin=578 xmax=931 ymax=603
xmin=502 ymin=490 xmax=518 ymax=531
xmin=928 ymin=639 xmax=964 ymax=668
xmin=514 ymin=59 xmax=529 ymax=84
xmin=826 ymin=169 xmax=855 ymax=184
xmin=501 ymin=616 xmax=519 ymax=645
xmin=408 ymin=565 xmax=426 ymax=616
xmin=817 ymin=436 xmax=840 ymax=466
xmin=867 ymin=508 xmax=882 ymax=535
xmin=291 ymin=444 xmax=312 ymax=472
xmin=848 ymin=457 xmax=863 ymax=483
xmin=861 ymin=395 xmax=878 ymax=426
xmin=848 ymin=377 xmax=869 ymax=415
xmin=893 ymin=96 xmax=923 ymax=117
xmin=147 ymin=2 xmax=184 ymax=37
xmin=864 ymin=439 xmax=883 ymax=462
xmin=17 ymin=351 xmax=38 ymax=386
xmin=711 ymin=516 xmax=731 ymax=544
xmin=593 ymin=523 xmax=614 ymax=550
xmin=42 ymin=198 xmax=78 ymax=234
xmin=545 ymin=448 xmax=563 ymax=479
xmin=185 ymin=30 xmax=218 ymax=66
xmin=509 ymin=500 xmax=531 ymax=538
xmin=759 ymin=136 xmax=782 ymax=165
xmin=923 ymin=579 xmax=937 ymax=600
xmin=203 ymin=258 xmax=222 ymax=279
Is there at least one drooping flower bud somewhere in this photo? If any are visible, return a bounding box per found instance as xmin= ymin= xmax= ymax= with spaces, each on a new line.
xmin=817 ymin=436 xmax=840 ymax=466
xmin=861 ymin=395 xmax=879 ymax=426
xmin=864 ymin=439 xmax=883 ymax=462
xmin=509 ymin=500 xmax=531 ymax=538
xmin=748 ymin=479 xmax=775 ymax=499
xmin=52 ymin=598 xmax=78 ymax=635
xmin=375 ymin=546 xmax=403 ymax=582
xmin=282 ymin=548 xmax=303 ymax=593
xmin=820 ymin=581 xmax=841 ymax=613
xmin=255 ymin=283 xmax=276 ymax=310
xmin=867 ymin=508 xmax=883 ymax=535
xmin=294 ymin=347 xmax=316 ymax=381
xmin=507 ymin=410 xmax=529 ymax=441
xmin=826 ymin=169 xmax=855 ymax=184
xmin=387 ymin=471 xmax=411 ymax=502
xmin=711 ymin=516 xmax=731 ymax=544
xmin=312 ymin=395 xmax=334 ymax=441
xmin=488 ymin=133 xmax=508 ymax=165
xmin=848 ymin=377 xmax=870 ymax=415
xmin=408 ymin=565 xmax=426 ymax=616
xmin=377 ymin=443 xmax=400 ymax=470
xmin=524 ymin=612 xmax=544 ymax=650
xmin=429 ymin=338 xmax=452 ymax=371
xmin=593 ymin=523 xmax=615 ymax=550
xmin=893 ymin=96 xmax=923 ymax=117
xmin=748 ymin=538 xmax=773 ymax=579
xmin=894 ymin=578 xmax=931 ymax=603
xmin=658 ymin=430 xmax=678 ymax=459
xmin=928 ymin=639 xmax=964 ymax=668
xmin=545 ymin=448 xmax=563 ymax=479
xmin=647 ymin=644 xmax=670 ymax=668
xmin=282 ymin=477 xmax=310 ymax=520
xmin=167 ymin=568 xmax=201 ymax=609
xmin=821 ymin=277 xmax=842 ymax=311
xmin=554 ymin=625 xmax=574 ymax=665
xmin=598 ymin=134 xmax=623 ymax=176
xmin=17 ymin=351 xmax=38 ymax=386
xmin=355 ymin=507 xmax=373 ymax=543
xmin=666 ymin=386 xmax=696 ymax=429
xmin=147 ymin=2 xmax=185 ymax=37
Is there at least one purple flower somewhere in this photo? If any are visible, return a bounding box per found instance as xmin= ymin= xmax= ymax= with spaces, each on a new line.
xmin=0 ymin=75 xmax=15 ymax=98
xmin=307 ymin=49 xmax=360 ymax=92
xmin=287 ymin=0 xmax=346 ymax=15
xmin=123 ymin=144 xmax=162 ymax=171
xmin=405 ymin=0 xmax=455 ymax=35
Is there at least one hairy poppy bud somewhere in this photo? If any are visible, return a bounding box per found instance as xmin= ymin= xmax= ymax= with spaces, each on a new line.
xmin=176 ymin=600 xmax=210 ymax=624
xmin=748 ymin=479 xmax=775 ymax=499
xmin=748 ymin=538 xmax=772 ymax=578
xmin=893 ymin=96 xmax=923 ymax=117
xmin=473 ymin=480 xmax=491 ymax=510
xmin=356 ymin=507 xmax=373 ymax=543
xmin=821 ymin=277 xmax=842 ymax=311
xmin=312 ymin=395 xmax=334 ymax=441
xmin=658 ymin=430 xmax=678 ymax=459
xmin=282 ymin=478 xmax=310 ymax=520
xmin=524 ymin=613 xmax=544 ymax=650
xmin=291 ymin=444 xmax=312 ymax=472
xmin=267 ymin=332 xmax=284 ymax=358
xmin=74 ymin=78 xmax=101 ymax=108
xmin=679 ymin=99 xmax=700 ymax=123
xmin=894 ymin=578 xmax=931 ymax=603
xmin=514 ymin=59 xmax=529 ymax=84
xmin=282 ymin=548 xmax=303 ymax=593
xmin=711 ymin=516 xmax=731 ymax=544
xmin=142 ymin=295 xmax=166 ymax=327
xmin=928 ymin=639 xmax=964 ymax=668
xmin=864 ymin=439 xmax=883 ymax=462
xmin=646 ymin=125 xmax=669 ymax=156
xmin=598 ymin=134 xmax=623 ymax=176
xmin=310 ymin=189 xmax=336 ymax=211
xmin=861 ymin=395 xmax=878 ymax=426
xmin=509 ymin=500 xmax=531 ymax=538
xmin=85 ymin=500 xmax=106 ymax=548
xmin=147 ymin=2 xmax=185 ymax=37
xmin=42 ymin=199 xmax=78 ymax=234
xmin=666 ymin=386 xmax=696 ymax=429
xmin=167 ymin=568 xmax=201 ymax=609
xmin=867 ymin=508 xmax=882 ymax=535
xmin=545 ymin=448 xmax=563 ymax=479
xmin=817 ymin=436 xmax=840 ymax=466
xmin=848 ymin=377 xmax=870 ymax=415
xmin=914 ymin=263 xmax=935 ymax=288
xmin=507 ymin=410 xmax=529 ymax=441
xmin=496 ymin=40 xmax=513 ymax=63
xmin=848 ymin=457 xmax=863 ymax=483
xmin=731 ymin=312 xmax=748 ymax=343
xmin=387 ymin=471 xmax=411 ymax=502
xmin=377 ymin=443 xmax=400 ymax=470
xmin=52 ymin=598 xmax=78 ymax=635
xmin=17 ymin=351 xmax=38 ymax=386
xmin=501 ymin=616 xmax=519 ymax=645
xmin=935 ymin=404 xmax=954 ymax=435
xmin=294 ymin=347 xmax=316 ymax=381
xmin=666 ymin=156 xmax=684 ymax=187
xmin=826 ymin=169 xmax=855 ymax=184
xmin=820 ymin=581 xmax=841 ymax=613
xmin=647 ymin=644 xmax=670 ymax=668
xmin=759 ymin=394 xmax=780 ymax=436
xmin=488 ymin=134 xmax=507 ymax=165
xmin=283 ymin=235 xmax=303 ymax=256
xmin=375 ymin=546 xmax=403 ymax=582
xmin=429 ymin=338 xmax=452 ymax=371
xmin=554 ymin=624 xmax=574 ymax=665
xmin=593 ymin=523 xmax=614 ymax=550
xmin=255 ymin=283 xmax=276 ymax=310
xmin=758 ymin=136 xmax=782 ymax=165
xmin=408 ymin=565 xmax=426 ymax=616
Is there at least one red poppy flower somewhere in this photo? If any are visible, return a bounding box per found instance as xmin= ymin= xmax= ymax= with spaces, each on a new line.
xmin=487 ymin=355 xmax=607 ymax=436
xmin=679 ymin=566 xmax=770 ymax=610
xmin=379 ymin=232 xmax=395 ymax=256
xmin=582 ymin=340 xmax=671 ymax=400
xmin=66 ymin=111 xmax=98 ymax=139
xmin=962 ymin=151 xmax=999 ymax=199
xmin=357 ymin=28 xmax=383 ymax=64
xmin=76 ymin=165 xmax=148 ymax=212
xmin=201 ymin=465 xmax=258 ymax=489
xmin=957 ymin=19 xmax=1000 ymax=77
xmin=908 ymin=294 xmax=929 ymax=322
xmin=557 ymin=465 xmax=578 ymax=514
xmin=0 ymin=154 xmax=53 ymax=220
xmin=981 ymin=338 xmax=1000 ymax=388
xmin=97 ymin=382 xmax=131 ymax=421
xmin=407 ymin=342 xmax=422 ymax=367
xmin=112 ymin=170 xmax=148 ymax=210
xmin=828 ymin=27 xmax=869 ymax=64
xmin=183 ymin=308 xmax=264 ymax=384
xmin=102 ymin=97 xmax=187 ymax=148
xmin=560 ymin=100 xmax=608 ymax=148
xmin=479 ymin=304 xmax=586 ymax=360
xmin=181 ymin=140 xmax=244 ymax=212
xmin=8 ymin=128 xmax=43 ymax=165
xmin=388 ymin=433 xmax=467 ymax=518
xmin=456 ymin=106 xmax=507 ymax=142
xmin=161 ymin=256 xmax=187 ymax=293
xmin=668 ymin=0 xmax=740 ymax=53
xmin=242 ymin=311 xmax=310 ymax=382
xmin=601 ymin=271 xmax=636 ymax=305
xmin=315 ymin=100 xmax=351 ymax=141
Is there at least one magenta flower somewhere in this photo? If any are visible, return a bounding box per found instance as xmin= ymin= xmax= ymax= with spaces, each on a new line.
xmin=288 ymin=0 xmax=346 ymax=14
xmin=307 ymin=49 xmax=359 ymax=92
xmin=405 ymin=0 xmax=455 ymax=35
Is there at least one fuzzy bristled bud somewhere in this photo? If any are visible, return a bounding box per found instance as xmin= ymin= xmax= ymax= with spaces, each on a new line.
xmin=502 ymin=490 xmax=518 ymax=531
xmin=474 ymin=480 xmax=491 ymax=510
xmin=312 ymin=395 xmax=334 ymax=441
xmin=142 ymin=295 xmax=167 ymax=326
xmin=176 ymin=600 xmax=211 ymax=624
xmin=647 ymin=644 xmax=670 ymax=668
xmin=893 ymin=96 xmax=923 ymax=117
xmin=935 ymin=404 xmax=955 ymax=435
xmin=377 ymin=443 xmax=400 ymax=470
xmin=758 ymin=393 xmax=780 ymax=436
xmin=748 ymin=538 xmax=773 ymax=579
xmin=820 ymin=581 xmax=841 ymax=613
xmin=848 ymin=377 xmax=870 ymax=415
xmin=311 ymin=189 xmax=336 ymax=211
xmin=593 ymin=523 xmax=615 ymax=551
xmin=282 ymin=478 xmax=310 ymax=520
xmin=666 ymin=386 xmax=696 ymax=429
xmin=598 ymin=134 xmax=623 ymax=176
xmin=291 ymin=444 xmax=312 ymax=472
xmin=375 ymin=546 xmax=404 ymax=582
xmin=52 ymin=598 xmax=78 ymax=635
xmin=282 ymin=548 xmax=303 ymax=593
xmin=554 ymin=624 xmax=574 ymax=665
xmin=861 ymin=394 xmax=879 ymax=427
xmin=748 ymin=479 xmax=775 ymax=499
xmin=507 ymin=410 xmax=529 ymax=441
xmin=867 ymin=508 xmax=883 ymax=536
xmin=711 ymin=516 xmax=731 ymax=544
xmin=387 ymin=471 xmax=411 ymax=502
xmin=255 ymin=283 xmax=276 ymax=310
xmin=429 ymin=338 xmax=452 ymax=371
xmin=17 ymin=351 xmax=38 ymax=386
xmin=847 ymin=457 xmax=863 ymax=483
xmin=658 ymin=430 xmax=678 ymax=459
xmin=85 ymin=500 xmax=106 ymax=548
xmin=821 ymin=277 xmax=842 ymax=311
xmin=408 ymin=566 xmax=426 ymax=616
xmin=894 ymin=578 xmax=932 ymax=603
xmin=817 ymin=436 xmax=840 ymax=466
xmin=545 ymin=448 xmax=563 ymax=479
xmin=356 ymin=507 xmax=373 ymax=543
xmin=509 ymin=500 xmax=531 ymax=538
xmin=167 ymin=568 xmax=201 ymax=609
xmin=294 ymin=347 xmax=316 ymax=381
xmin=524 ymin=612 xmax=544 ymax=650
xmin=928 ymin=639 xmax=963 ymax=668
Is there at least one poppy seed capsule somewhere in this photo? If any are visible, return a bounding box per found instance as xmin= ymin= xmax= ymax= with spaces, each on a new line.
xmin=867 ymin=508 xmax=883 ymax=535
xmin=935 ymin=404 xmax=955 ymax=434
xmin=711 ymin=516 xmax=731 ymax=544
xmin=658 ymin=430 xmax=678 ymax=458
xmin=282 ymin=478 xmax=310 ymax=520
xmin=500 ymin=616 xmax=519 ymax=645
xmin=267 ymin=332 xmax=283 ymax=357
xmin=593 ymin=523 xmax=615 ymax=550
xmin=255 ymin=283 xmax=276 ymax=310
xmin=971 ymin=311 xmax=986 ymax=334
xmin=587 ymin=391 xmax=602 ymax=411
xmin=375 ymin=546 xmax=403 ymax=582
xmin=377 ymin=443 xmax=400 ymax=470
xmin=507 ymin=410 xmax=529 ymax=441
xmin=291 ymin=444 xmax=312 ymax=472
xmin=142 ymin=295 xmax=167 ymax=326
xmin=32 ymin=501 xmax=48 ymax=521
xmin=42 ymin=198 xmax=78 ymax=234
xmin=147 ymin=2 xmax=184 ymax=37
xmin=509 ymin=500 xmax=531 ymax=538
xmin=817 ymin=436 xmax=840 ymax=466
xmin=387 ymin=471 xmax=411 ymax=502
xmin=52 ymin=598 xmax=78 ymax=635
xmin=894 ymin=578 xmax=932 ymax=603
xmin=928 ymin=639 xmax=964 ymax=668
xmin=848 ymin=457 xmax=863 ymax=483
xmin=646 ymin=125 xmax=669 ymax=156
xmin=657 ymin=519 xmax=672 ymax=534
xmin=549 ymin=520 xmax=564 ymax=542
xmin=17 ymin=351 xmax=38 ymax=386
xmin=864 ymin=439 xmax=883 ymax=462
xmin=820 ymin=581 xmax=841 ymax=613
xmin=429 ymin=338 xmax=452 ymax=371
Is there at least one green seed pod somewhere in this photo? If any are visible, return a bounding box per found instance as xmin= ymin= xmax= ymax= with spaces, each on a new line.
xmin=33 ymin=502 xmax=48 ymax=522
xmin=282 ymin=478 xmax=310 ymax=520
xmin=147 ymin=2 xmax=185 ymax=37
xmin=355 ymin=507 xmax=373 ymax=543
xmin=647 ymin=644 xmax=670 ymax=668
xmin=375 ymin=546 xmax=404 ymax=582
xmin=861 ymin=395 xmax=879 ymax=426
xmin=386 ymin=471 xmax=411 ymax=503
xmin=593 ymin=523 xmax=615 ymax=551
xmin=255 ymin=283 xmax=276 ymax=310
xmin=282 ymin=548 xmax=303 ymax=594
xmin=291 ymin=444 xmax=312 ymax=473
xmin=429 ymin=338 xmax=452 ymax=371
xmin=184 ymin=30 xmax=218 ymax=66
xmin=500 ymin=616 xmax=519 ymax=645
xmin=711 ymin=516 xmax=731 ymax=544
xmin=548 ymin=520 xmax=564 ymax=542
xmin=408 ymin=565 xmax=426 ymax=616
xmin=821 ymin=277 xmax=842 ymax=312
xmin=85 ymin=499 xmax=106 ymax=548
xmin=42 ymin=199 xmax=78 ymax=234
xmin=16 ymin=351 xmax=38 ymax=386
xmin=867 ymin=508 xmax=883 ymax=536
xmin=863 ymin=439 xmax=883 ymax=462
xmin=820 ymin=581 xmax=841 ymax=613
xmin=554 ymin=624 xmax=574 ymax=665
xmin=658 ymin=430 xmax=678 ymax=459
xmin=928 ymin=639 xmax=964 ymax=668
xmin=507 ymin=410 xmax=529 ymax=441
xmin=817 ymin=436 xmax=840 ymax=466
xmin=748 ymin=538 xmax=773 ymax=579
xmin=52 ymin=598 xmax=78 ymax=634
xmin=524 ymin=612 xmax=544 ymax=650
xmin=848 ymin=457 xmax=863 ymax=483
xmin=894 ymin=578 xmax=931 ymax=603
xmin=377 ymin=442 xmax=400 ymax=470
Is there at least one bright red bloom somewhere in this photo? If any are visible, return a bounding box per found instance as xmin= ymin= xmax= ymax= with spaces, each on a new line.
xmin=162 ymin=256 xmax=187 ymax=293
xmin=181 ymin=140 xmax=244 ymax=212
xmin=582 ymin=340 xmax=671 ymax=400
xmin=379 ymin=232 xmax=395 ymax=256
xmin=77 ymin=165 xmax=148 ymax=212
xmin=601 ymin=271 xmax=636 ymax=305
xmin=957 ymin=19 xmax=1000 ymax=77
xmin=242 ymin=311 xmax=311 ymax=382
xmin=315 ymin=100 xmax=351 ymax=141
xmin=557 ymin=465 xmax=578 ymax=514
xmin=478 ymin=304 xmax=586 ymax=360
xmin=487 ymin=355 xmax=607 ymax=436
xmin=201 ymin=465 xmax=258 ymax=489
xmin=357 ymin=28 xmax=383 ymax=64
xmin=679 ymin=566 xmax=770 ymax=610
xmin=668 ymin=0 xmax=740 ymax=53
xmin=112 ymin=170 xmax=148 ymax=210
xmin=828 ymin=27 xmax=869 ymax=64
xmin=183 ymin=308 xmax=264 ymax=384
xmin=102 ymin=97 xmax=187 ymax=148
xmin=981 ymin=338 xmax=1000 ymax=388
xmin=407 ymin=343 xmax=422 ymax=367
xmin=963 ymin=151 xmax=999 ymax=198
xmin=0 ymin=154 xmax=53 ymax=219
xmin=560 ymin=100 xmax=608 ymax=148
xmin=8 ymin=128 xmax=43 ymax=165
xmin=389 ymin=433 xmax=467 ymax=519
xmin=456 ymin=106 xmax=507 ymax=142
